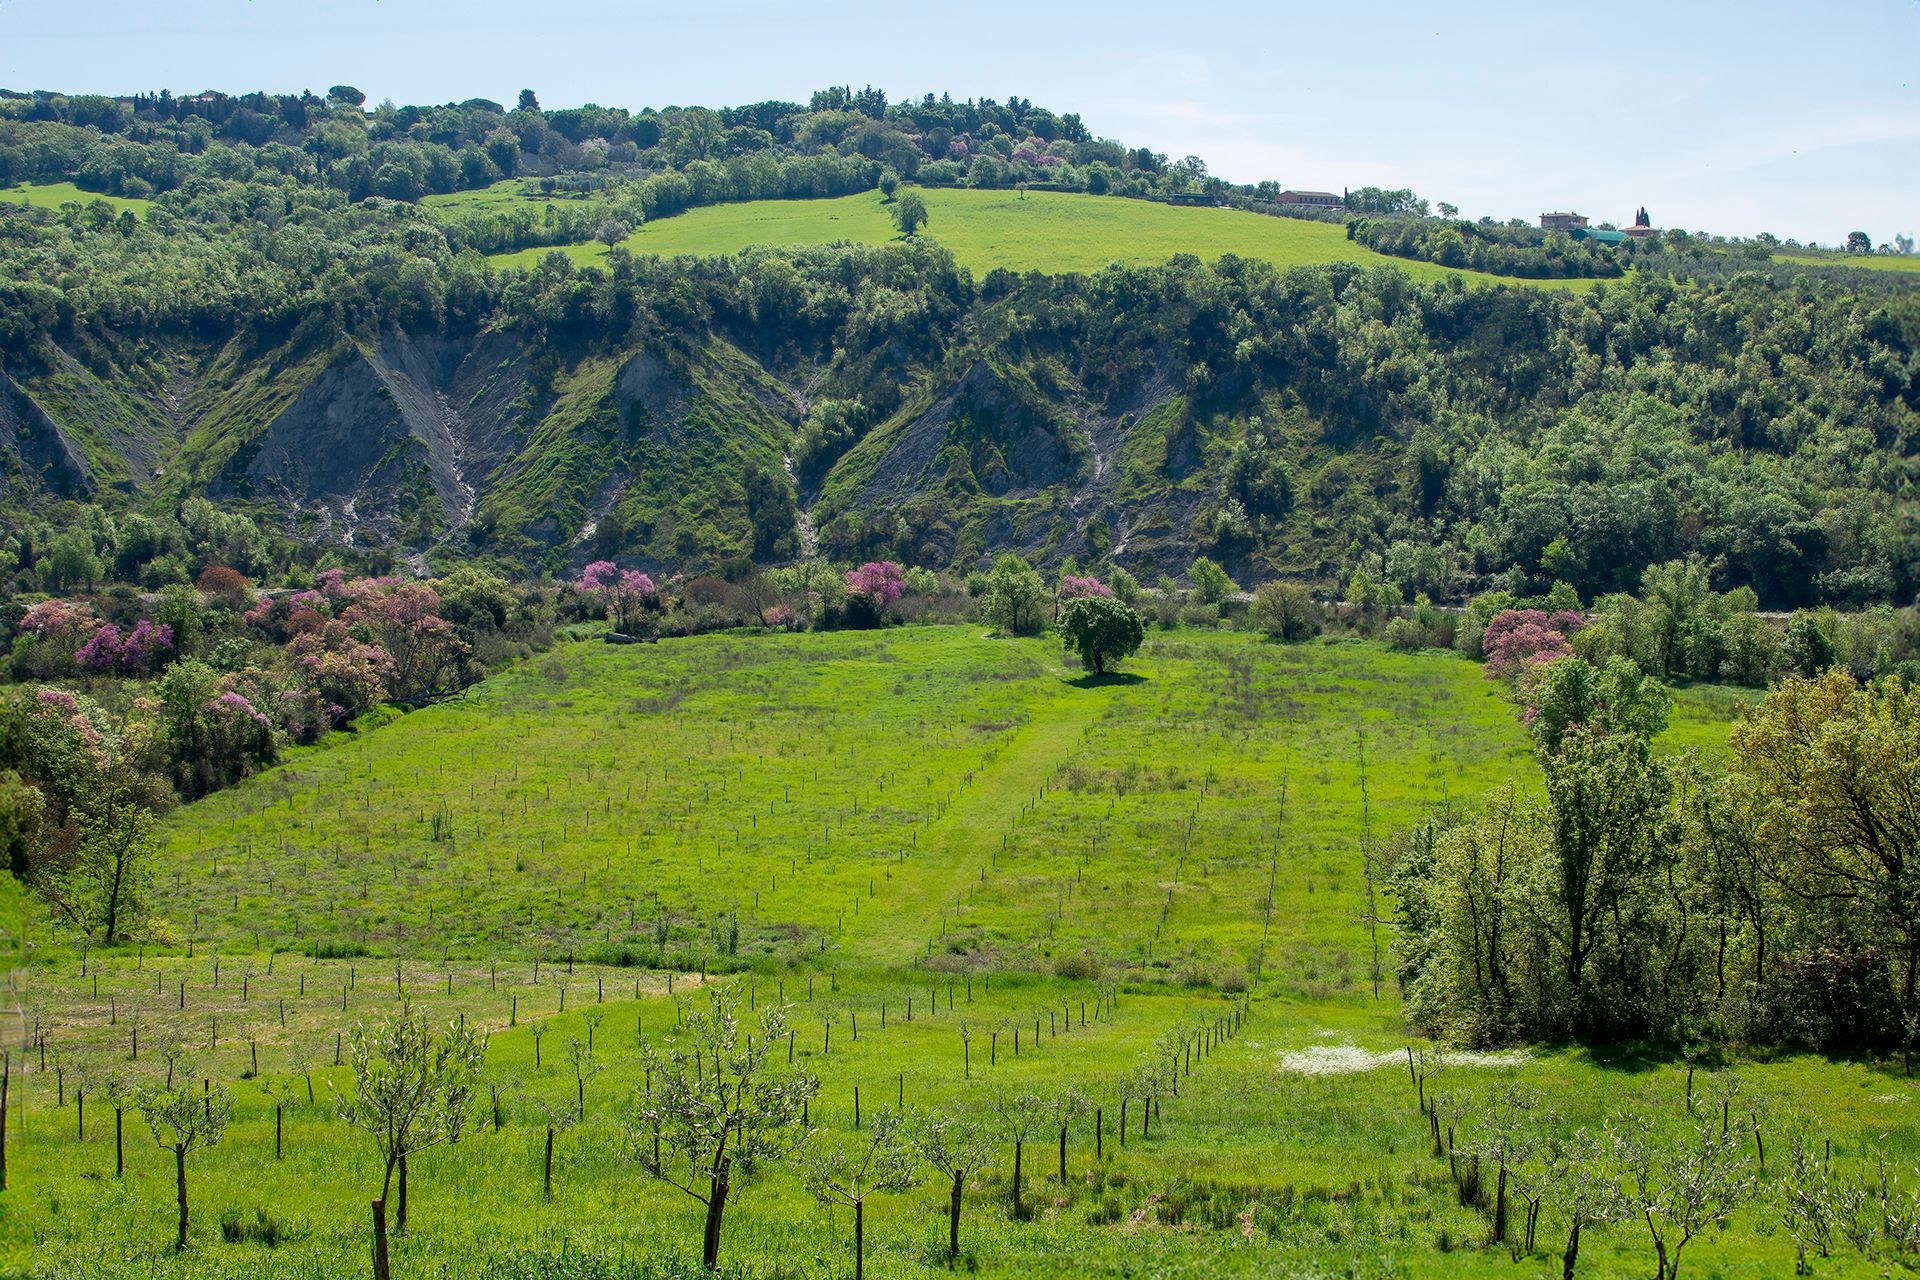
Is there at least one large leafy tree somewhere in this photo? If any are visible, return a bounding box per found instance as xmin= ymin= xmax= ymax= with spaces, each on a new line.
xmin=1730 ymin=670 xmax=1920 ymax=1024
xmin=892 ymin=189 xmax=927 ymax=236
xmin=1058 ymin=596 xmax=1145 ymax=676
xmin=1526 ymin=657 xmax=1674 ymax=1034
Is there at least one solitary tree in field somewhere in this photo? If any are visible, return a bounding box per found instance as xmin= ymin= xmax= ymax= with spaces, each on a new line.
xmin=911 ymin=1105 xmax=994 ymax=1268
xmin=625 ymin=985 xmax=817 ymax=1270
xmin=893 ymin=190 xmax=928 ymax=237
xmin=800 ymin=1106 xmax=919 ymax=1280
xmin=1058 ymin=596 xmax=1144 ymax=677
xmin=1251 ymin=580 xmax=1321 ymax=642
xmin=136 ymin=1082 xmax=232 ymax=1249
xmin=337 ymin=1005 xmax=485 ymax=1280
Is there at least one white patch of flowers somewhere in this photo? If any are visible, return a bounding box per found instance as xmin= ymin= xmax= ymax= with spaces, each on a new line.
xmin=1276 ymin=1043 xmax=1531 ymax=1076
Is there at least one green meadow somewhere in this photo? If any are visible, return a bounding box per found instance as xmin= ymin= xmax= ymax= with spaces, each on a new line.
xmin=0 ymin=181 xmax=151 ymax=218
xmin=1773 ymin=251 xmax=1920 ymax=274
xmin=480 ymin=188 xmax=1596 ymax=288
xmin=4 ymin=627 xmax=1911 ymax=1280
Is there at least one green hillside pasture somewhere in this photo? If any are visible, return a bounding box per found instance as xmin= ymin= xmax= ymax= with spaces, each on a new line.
xmin=484 ymin=188 xmax=1597 ymax=289
xmin=0 ymin=180 xmax=150 ymax=219
xmin=146 ymin=627 xmax=1652 ymax=980
xmin=6 ymin=627 xmax=1880 ymax=1280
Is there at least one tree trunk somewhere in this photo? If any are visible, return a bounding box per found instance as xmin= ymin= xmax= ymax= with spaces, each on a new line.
xmin=1562 ymin=1219 xmax=1579 ymax=1280
xmin=545 ymin=1126 xmax=555 ymax=1198
xmin=701 ymin=1163 xmax=730 ymax=1270
xmin=174 ymin=1146 xmax=189 ymax=1250
xmin=371 ymin=1197 xmax=391 ymax=1280
xmin=1011 ymin=1139 xmax=1024 ymax=1218
xmin=1059 ymin=1125 xmax=1068 ymax=1181
xmin=947 ymin=1170 xmax=964 ymax=1268
xmin=397 ymin=1152 xmax=409 ymax=1231
xmin=854 ymin=1198 xmax=865 ymax=1280
xmin=115 ymin=1107 xmax=124 ymax=1177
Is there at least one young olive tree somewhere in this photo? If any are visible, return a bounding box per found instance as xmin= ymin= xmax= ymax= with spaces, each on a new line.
xmin=624 ymin=984 xmax=817 ymax=1271
xmin=911 ymin=1105 xmax=995 ymax=1269
xmin=337 ymin=1004 xmax=485 ymax=1280
xmin=136 ymin=1081 xmax=232 ymax=1250
xmin=1543 ymin=1127 xmax=1630 ymax=1279
xmin=1048 ymin=1085 xmax=1093 ymax=1181
xmin=1615 ymin=1113 xmax=1754 ymax=1280
xmin=800 ymin=1106 xmax=919 ymax=1280
xmin=989 ymin=1087 xmax=1051 ymax=1220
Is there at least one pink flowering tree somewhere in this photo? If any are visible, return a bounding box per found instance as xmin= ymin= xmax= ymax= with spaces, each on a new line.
xmin=1482 ymin=609 xmax=1584 ymax=680
xmin=1058 ymin=576 xmax=1113 ymax=601
xmin=17 ymin=599 xmax=95 ymax=676
xmin=844 ymin=561 xmax=907 ymax=628
xmin=340 ymin=583 xmax=469 ymax=704
xmin=581 ymin=561 xmax=659 ymax=635
xmin=289 ymin=621 xmax=393 ymax=725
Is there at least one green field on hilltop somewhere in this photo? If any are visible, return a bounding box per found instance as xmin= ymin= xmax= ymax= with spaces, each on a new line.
xmin=482 ymin=188 xmax=1597 ymax=288
xmin=7 ymin=627 xmax=1892 ymax=1280
xmin=0 ymin=180 xmax=151 ymax=218
xmin=1774 ymin=250 xmax=1920 ymax=273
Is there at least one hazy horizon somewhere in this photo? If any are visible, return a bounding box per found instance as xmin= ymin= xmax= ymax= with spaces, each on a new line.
xmin=2 ymin=0 xmax=1915 ymax=246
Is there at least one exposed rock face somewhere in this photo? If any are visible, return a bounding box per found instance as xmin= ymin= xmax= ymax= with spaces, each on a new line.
xmin=0 ymin=370 xmax=92 ymax=498
xmin=3 ymin=320 xmax=1211 ymax=577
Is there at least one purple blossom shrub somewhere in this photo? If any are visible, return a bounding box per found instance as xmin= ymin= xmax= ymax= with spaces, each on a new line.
xmin=1058 ymin=576 xmax=1113 ymax=601
xmin=845 ymin=561 xmax=906 ymax=606
xmin=75 ymin=619 xmax=174 ymax=676
xmin=1482 ymin=609 xmax=1584 ymax=679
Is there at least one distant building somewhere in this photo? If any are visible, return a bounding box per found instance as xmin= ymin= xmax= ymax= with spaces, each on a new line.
xmin=1540 ymin=211 xmax=1589 ymax=232
xmin=1569 ymin=227 xmax=1627 ymax=245
xmin=1275 ymin=190 xmax=1345 ymax=211
xmin=1622 ymin=206 xmax=1658 ymax=239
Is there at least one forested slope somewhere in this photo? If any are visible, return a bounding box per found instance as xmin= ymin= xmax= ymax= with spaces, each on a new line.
xmin=1 ymin=86 xmax=1917 ymax=606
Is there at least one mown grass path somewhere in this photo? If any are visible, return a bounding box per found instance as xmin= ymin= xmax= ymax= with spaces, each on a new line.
xmin=853 ymin=671 xmax=1096 ymax=962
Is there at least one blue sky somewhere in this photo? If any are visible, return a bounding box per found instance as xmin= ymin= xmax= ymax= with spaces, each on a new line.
xmin=3 ymin=0 xmax=1915 ymax=245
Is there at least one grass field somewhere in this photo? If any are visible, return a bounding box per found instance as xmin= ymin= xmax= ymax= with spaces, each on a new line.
xmin=480 ymin=188 xmax=1596 ymax=289
xmin=1773 ymin=251 xmax=1920 ymax=274
xmin=0 ymin=181 xmax=151 ymax=218
xmin=3 ymin=627 xmax=1910 ymax=1280
xmin=421 ymin=180 xmax=605 ymax=215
